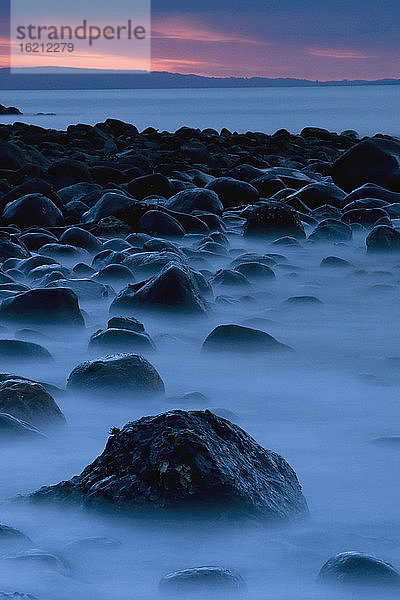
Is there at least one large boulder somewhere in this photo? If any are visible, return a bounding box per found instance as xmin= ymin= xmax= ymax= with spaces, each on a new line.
xmin=244 ymin=202 xmax=305 ymax=239
xmin=110 ymin=264 xmax=208 ymax=314
xmin=67 ymin=353 xmax=164 ymax=395
xmin=0 ymin=104 xmax=21 ymax=115
xmin=59 ymin=227 xmax=102 ymax=253
xmin=202 ymin=325 xmax=290 ymax=353
xmin=205 ymin=178 xmax=259 ymax=208
xmin=318 ymin=552 xmax=400 ymax=587
xmin=165 ymin=189 xmax=223 ymax=215
xmin=0 ymin=288 xmax=84 ymax=327
xmin=0 ymin=379 xmax=65 ymax=427
xmin=331 ymin=138 xmax=400 ymax=192
xmin=30 ymin=409 xmax=308 ymax=520
xmin=2 ymin=194 xmax=64 ymax=228
xmin=366 ymin=225 xmax=400 ymax=252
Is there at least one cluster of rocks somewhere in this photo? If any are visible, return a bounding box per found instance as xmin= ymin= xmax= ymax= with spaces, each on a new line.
xmin=1 ymin=119 xmax=400 ymax=596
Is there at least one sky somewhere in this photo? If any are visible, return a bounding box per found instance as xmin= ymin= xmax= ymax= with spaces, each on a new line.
xmin=0 ymin=0 xmax=399 ymax=80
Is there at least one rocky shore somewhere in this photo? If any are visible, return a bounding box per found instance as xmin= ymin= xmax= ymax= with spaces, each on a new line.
xmin=1 ymin=119 xmax=400 ymax=597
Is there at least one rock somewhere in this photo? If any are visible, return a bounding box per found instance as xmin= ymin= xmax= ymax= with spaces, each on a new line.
xmin=0 ymin=412 xmax=44 ymax=439
xmin=89 ymin=328 xmax=155 ymax=353
xmin=67 ymin=353 xmax=164 ymax=395
xmin=46 ymin=159 xmax=92 ymax=188
xmin=234 ymin=262 xmax=275 ymax=280
xmin=205 ymin=178 xmax=259 ymax=208
xmin=82 ymin=192 xmax=136 ymax=223
xmin=0 ymin=379 xmax=65 ymax=426
xmin=285 ymin=183 xmax=347 ymax=210
xmin=320 ymin=256 xmax=352 ymax=268
xmin=0 ymin=104 xmax=22 ymax=115
xmin=342 ymin=207 xmax=388 ymax=225
xmin=244 ymin=202 xmax=305 ymax=239
xmin=126 ymin=173 xmax=172 ymax=199
xmin=0 ymin=287 xmax=84 ymax=327
xmin=165 ymin=189 xmax=223 ymax=215
xmin=5 ymin=548 xmax=68 ymax=573
xmin=0 ymin=340 xmax=52 ymax=362
xmin=332 ymin=137 xmax=400 ymax=192
xmin=2 ymin=194 xmax=64 ymax=228
xmin=344 ymin=183 xmax=400 ymax=205
xmin=308 ymin=219 xmax=352 ymax=242
xmin=138 ymin=210 xmax=185 ymax=237
xmin=39 ymin=243 xmax=90 ymax=266
xmin=284 ymin=295 xmax=322 ymax=305
xmin=211 ymin=269 xmax=250 ymax=287
xmin=31 ymin=409 xmax=308 ymax=520
xmin=0 ymin=593 xmax=37 ymax=599
xmin=366 ymin=225 xmax=400 ymax=252
xmin=94 ymin=264 xmax=134 ymax=284
xmin=250 ymin=175 xmax=286 ymax=197
xmin=318 ymin=552 xmax=400 ymax=587
xmin=0 ymin=236 xmax=30 ymax=261
xmin=111 ymin=264 xmax=208 ymax=314
xmin=59 ymin=227 xmax=102 ymax=253
xmin=159 ymin=566 xmax=245 ymax=595
xmin=107 ymin=316 xmax=145 ymax=333
xmin=19 ymin=232 xmax=57 ymax=251
xmin=202 ymin=325 xmax=290 ymax=353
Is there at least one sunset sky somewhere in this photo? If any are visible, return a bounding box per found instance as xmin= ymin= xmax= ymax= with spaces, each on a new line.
xmin=0 ymin=0 xmax=399 ymax=80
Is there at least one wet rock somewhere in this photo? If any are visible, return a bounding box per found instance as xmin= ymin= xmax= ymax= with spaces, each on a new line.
xmin=0 ymin=413 xmax=44 ymax=439
xmin=138 ymin=210 xmax=185 ymax=237
xmin=0 ymin=287 xmax=84 ymax=327
xmin=126 ymin=173 xmax=172 ymax=199
xmin=59 ymin=227 xmax=102 ymax=253
xmin=366 ymin=225 xmax=400 ymax=252
xmin=318 ymin=552 xmax=400 ymax=587
xmin=308 ymin=219 xmax=352 ymax=242
xmin=344 ymin=183 xmax=400 ymax=205
xmin=0 ymin=379 xmax=65 ymax=427
xmin=234 ymin=262 xmax=275 ymax=280
xmin=166 ymin=189 xmax=223 ymax=215
xmin=39 ymin=243 xmax=90 ymax=266
xmin=89 ymin=328 xmax=155 ymax=353
xmin=250 ymin=175 xmax=286 ymax=197
xmin=19 ymin=232 xmax=57 ymax=252
xmin=0 ymin=340 xmax=52 ymax=362
xmin=286 ymin=182 xmax=347 ymax=210
xmin=332 ymin=137 xmax=400 ymax=192
xmin=46 ymin=158 xmax=92 ymax=188
xmin=82 ymin=192 xmax=136 ymax=224
xmin=0 ymin=525 xmax=32 ymax=552
xmin=159 ymin=566 xmax=245 ymax=595
xmin=284 ymin=295 xmax=322 ymax=305
xmin=320 ymin=256 xmax=352 ymax=268
xmin=111 ymin=264 xmax=208 ymax=314
xmin=342 ymin=207 xmax=388 ymax=225
xmin=0 ymin=236 xmax=30 ymax=261
xmin=244 ymin=202 xmax=305 ymax=239
xmin=202 ymin=324 xmax=290 ymax=353
xmin=67 ymin=353 xmax=164 ymax=395
xmin=31 ymin=409 xmax=308 ymax=520
xmin=0 ymin=104 xmax=22 ymax=115
xmin=2 ymin=194 xmax=64 ymax=228
xmin=205 ymin=178 xmax=259 ymax=208
xmin=94 ymin=264 xmax=134 ymax=285
xmin=5 ymin=548 xmax=68 ymax=573
xmin=211 ymin=269 xmax=250 ymax=287
xmin=107 ymin=316 xmax=145 ymax=333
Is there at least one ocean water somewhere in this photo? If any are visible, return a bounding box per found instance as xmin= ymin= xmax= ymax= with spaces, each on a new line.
xmin=1 ymin=85 xmax=400 ymax=136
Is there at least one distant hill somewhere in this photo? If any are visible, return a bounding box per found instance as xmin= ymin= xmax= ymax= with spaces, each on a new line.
xmin=1 ymin=68 xmax=400 ymax=90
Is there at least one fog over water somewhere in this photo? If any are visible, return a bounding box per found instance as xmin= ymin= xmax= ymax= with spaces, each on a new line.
xmin=1 ymin=217 xmax=400 ymax=599
xmin=1 ymin=85 xmax=400 ymax=136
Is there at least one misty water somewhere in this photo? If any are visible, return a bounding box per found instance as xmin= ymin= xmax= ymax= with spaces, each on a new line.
xmin=1 ymin=85 xmax=400 ymax=136
xmin=1 ymin=215 xmax=400 ymax=599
